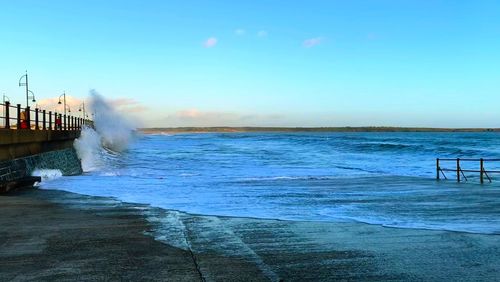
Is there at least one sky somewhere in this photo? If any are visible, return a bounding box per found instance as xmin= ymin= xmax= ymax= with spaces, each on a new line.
xmin=0 ymin=0 xmax=499 ymax=128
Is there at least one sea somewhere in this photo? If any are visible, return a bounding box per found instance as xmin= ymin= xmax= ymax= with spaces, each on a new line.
xmin=36 ymin=130 xmax=500 ymax=235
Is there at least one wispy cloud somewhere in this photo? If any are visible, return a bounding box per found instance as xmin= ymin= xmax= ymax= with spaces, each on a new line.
xmin=257 ymin=30 xmax=268 ymax=37
xmin=235 ymin=29 xmax=246 ymax=35
xmin=303 ymin=37 xmax=324 ymax=48
xmin=110 ymin=98 xmax=148 ymax=113
xmin=35 ymin=95 xmax=84 ymax=113
xmin=177 ymin=108 xmax=203 ymax=119
xmin=203 ymin=37 xmax=218 ymax=48
xmin=35 ymin=96 xmax=147 ymax=115
xmin=168 ymin=108 xmax=285 ymax=127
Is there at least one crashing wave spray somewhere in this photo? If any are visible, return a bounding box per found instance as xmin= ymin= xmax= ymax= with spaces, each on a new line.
xmin=74 ymin=126 xmax=104 ymax=171
xmin=89 ymin=90 xmax=135 ymax=152
xmin=74 ymin=90 xmax=135 ymax=172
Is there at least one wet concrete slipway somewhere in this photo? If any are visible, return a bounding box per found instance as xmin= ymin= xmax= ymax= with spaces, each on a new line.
xmin=1 ymin=182 xmax=500 ymax=281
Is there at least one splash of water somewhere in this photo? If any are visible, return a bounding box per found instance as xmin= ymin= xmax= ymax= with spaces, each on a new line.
xmin=32 ymin=169 xmax=63 ymax=180
xmin=73 ymin=90 xmax=135 ymax=172
xmin=74 ymin=126 xmax=104 ymax=171
xmin=89 ymin=90 xmax=135 ymax=152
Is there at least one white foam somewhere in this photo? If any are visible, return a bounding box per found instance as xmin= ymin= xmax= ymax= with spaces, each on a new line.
xmin=74 ymin=126 xmax=104 ymax=172
xmin=89 ymin=90 xmax=135 ymax=152
xmin=73 ymin=90 xmax=136 ymax=172
xmin=32 ymin=169 xmax=63 ymax=180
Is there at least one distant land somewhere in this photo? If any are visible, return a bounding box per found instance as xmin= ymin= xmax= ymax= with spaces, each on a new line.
xmin=140 ymin=127 xmax=500 ymax=134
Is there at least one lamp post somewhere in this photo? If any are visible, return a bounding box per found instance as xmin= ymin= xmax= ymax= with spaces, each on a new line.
xmin=18 ymin=71 xmax=30 ymax=107
xmin=58 ymin=92 xmax=67 ymax=116
xmin=78 ymin=101 xmax=86 ymax=119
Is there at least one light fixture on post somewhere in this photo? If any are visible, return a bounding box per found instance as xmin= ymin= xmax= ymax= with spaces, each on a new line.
xmin=18 ymin=71 xmax=31 ymax=107
xmin=78 ymin=101 xmax=86 ymax=119
xmin=58 ymin=92 xmax=67 ymax=116
xmin=27 ymin=90 xmax=36 ymax=103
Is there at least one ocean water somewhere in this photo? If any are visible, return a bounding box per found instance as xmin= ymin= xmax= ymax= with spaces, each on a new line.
xmin=38 ymin=132 xmax=500 ymax=234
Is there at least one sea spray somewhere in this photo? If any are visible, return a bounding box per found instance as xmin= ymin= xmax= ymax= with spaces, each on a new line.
xmin=32 ymin=169 xmax=63 ymax=180
xmin=73 ymin=90 xmax=136 ymax=172
xmin=89 ymin=90 xmax=135 ymax=152
xmin=74 ymin=126 xmax=104 ymax=171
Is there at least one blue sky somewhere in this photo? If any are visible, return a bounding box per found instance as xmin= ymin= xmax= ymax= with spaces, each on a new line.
xmin=1 ymin=0 xmax=499 ymax=127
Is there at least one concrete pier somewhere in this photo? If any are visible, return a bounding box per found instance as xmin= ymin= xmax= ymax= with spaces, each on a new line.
xmin=0 ymin=129 xmax=83 ymax=193
xmin=0 ymin=129 xmax=80 ymax=161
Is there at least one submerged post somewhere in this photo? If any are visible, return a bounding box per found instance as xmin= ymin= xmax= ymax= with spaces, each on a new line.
xmin=436 ymin=158 xmax=440 ymax=180
xmin=480 ymin=158 xmax=484 ymax=184
xmin=456 ymin=158 xmax=460 ymax=182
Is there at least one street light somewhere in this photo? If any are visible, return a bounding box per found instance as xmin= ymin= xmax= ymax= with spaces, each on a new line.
xmin=27 ymin=90 xmax=36 ymax=104
xmin=18 ymin=71 xmax=35 ymax=107
xmin=78 ymin=101 xmax=86 ymax=119
xmin=58 ymin=92 xmax=67 ymax=116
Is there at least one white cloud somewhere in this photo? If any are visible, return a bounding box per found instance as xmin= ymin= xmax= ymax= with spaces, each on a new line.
xmin=203 ymin=37 xmax=218 ymax=48
xmin=167 ymin=108 xmax=285 ymax=127
xmin=257 ymin=30 xmax=268 ymax=37
xmin=35 ymin=96 xmax=147 ymax=115
xmin=35 ymin=95 xmax=84 ymax=113
xmin=303 ymin=37 xmax=324 ymax=48
xmin=235 ymin=29 xmax=245 ymax=35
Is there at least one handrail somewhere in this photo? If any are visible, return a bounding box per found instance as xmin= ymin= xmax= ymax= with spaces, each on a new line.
xmin=436 ymin=158 xmax=500 ymax=184
xmin=438 ymin=158 xmax=500 ymax=161
xmin=1 ymin=101 xmax=93 ymax=131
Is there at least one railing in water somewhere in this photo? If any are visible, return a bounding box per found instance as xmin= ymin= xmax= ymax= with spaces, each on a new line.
xmin=436 ymin=158 xmax=500 ymax=183
xmin=0 ymin=101 xmax=93 ymax=131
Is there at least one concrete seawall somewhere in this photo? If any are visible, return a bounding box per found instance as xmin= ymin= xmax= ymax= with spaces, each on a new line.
xmin=0 ymin=129 xmax=82 ymax=192
xmin=0 ymin=129 xmax=80 ymax=161
xmin=0 ymin=148 xmax=82 ymax=180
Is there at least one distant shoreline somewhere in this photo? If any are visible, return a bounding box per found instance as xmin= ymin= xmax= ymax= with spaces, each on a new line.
xmin=139 ymin=127 xmax=500 ymax=134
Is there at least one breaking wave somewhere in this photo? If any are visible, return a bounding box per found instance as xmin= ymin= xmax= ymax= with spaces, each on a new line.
xmin=73 ymin=90 xmax=135 ymax=172
xmin=32 ymin=169 xmax=63 ymax=180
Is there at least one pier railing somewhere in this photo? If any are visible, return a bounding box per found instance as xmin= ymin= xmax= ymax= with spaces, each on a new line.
xmin=0 ymin=102 xmax=93 ymax=131
xmin=436 ymin=158 xmax=500 ymax=183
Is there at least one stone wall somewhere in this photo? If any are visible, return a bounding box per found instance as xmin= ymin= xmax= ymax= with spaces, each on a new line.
xmin=0 ymin=148 xmax=82 ymax=182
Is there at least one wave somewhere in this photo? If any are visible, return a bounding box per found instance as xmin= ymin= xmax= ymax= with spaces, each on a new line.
xmin=318 ymin=210 xmax=500 ymax=235
xmin=237 ymin=175 xmax=368 ymax=182
xmin=353 ymin=142 xmax=425 ymax=152
xmin=32 ymin=169 xmax=63 ymax=180
xmin=73 ymin=90 xmax=135 ymax=172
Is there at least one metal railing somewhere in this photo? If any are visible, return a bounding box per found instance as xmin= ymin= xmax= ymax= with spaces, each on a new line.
xmin=436 ymin=158 xmax=500 ymax=183
xmin=0 ymin=101 xmax=93 ymax=131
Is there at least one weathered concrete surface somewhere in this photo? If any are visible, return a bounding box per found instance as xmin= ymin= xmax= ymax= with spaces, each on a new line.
xmin=1 ymin=189 xmax=500 ymax=281
xmin=0 ymin=129 xmax=80 ymax=161
xmin=0 ymin=190 xmax=202 ymax=281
